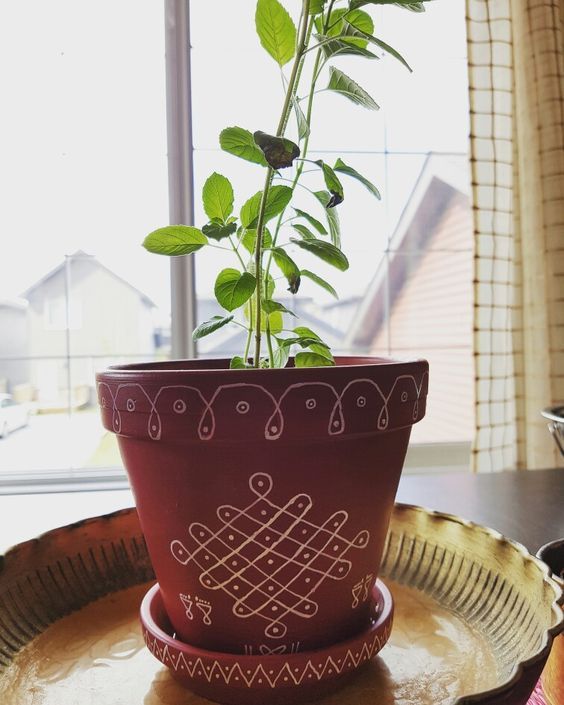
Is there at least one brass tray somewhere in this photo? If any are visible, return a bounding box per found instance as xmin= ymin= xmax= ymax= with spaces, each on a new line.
xmin=0 ymin=505 xmax=561 ymax=705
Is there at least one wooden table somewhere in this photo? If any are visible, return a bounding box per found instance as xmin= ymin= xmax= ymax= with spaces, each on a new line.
xmin=397 ymin=467 xmax=564 ymax=554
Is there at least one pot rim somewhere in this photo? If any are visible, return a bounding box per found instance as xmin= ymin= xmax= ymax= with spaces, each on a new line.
xmin=98 ymin=355 xmax=428 ymax=379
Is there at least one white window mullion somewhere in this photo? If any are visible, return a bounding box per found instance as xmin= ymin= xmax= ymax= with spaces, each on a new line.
xmin=164 ymin=0 xmax=197 ymax=359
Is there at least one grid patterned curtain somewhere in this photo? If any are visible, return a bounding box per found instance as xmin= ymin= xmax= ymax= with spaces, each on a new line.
xmin=467 ymin=0 xmax=564 ymax=472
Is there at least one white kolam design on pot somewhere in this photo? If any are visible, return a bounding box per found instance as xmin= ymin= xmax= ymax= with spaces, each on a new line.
xmin=97 ymin=371 xmax=428 ymax=441
xmin=170 ymin=473 xmax=370 ymax=639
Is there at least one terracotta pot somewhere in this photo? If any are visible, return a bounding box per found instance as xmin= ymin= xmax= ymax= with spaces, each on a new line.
xmin=97 ymin=356 xmax=428 ymax=656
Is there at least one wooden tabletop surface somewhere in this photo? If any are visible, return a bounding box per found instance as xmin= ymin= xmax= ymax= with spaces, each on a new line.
xmin=0 ymin=468 xmax=562 ymax=557
xmin=397 ymin=467 xmax=564 ymax=554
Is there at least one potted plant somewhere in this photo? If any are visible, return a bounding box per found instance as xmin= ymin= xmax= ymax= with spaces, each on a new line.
xmin=97 ymin=0 xmax=430 ymax=702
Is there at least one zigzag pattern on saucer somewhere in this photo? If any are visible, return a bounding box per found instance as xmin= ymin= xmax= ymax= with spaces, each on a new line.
xmin=142 ymin=623 xmax=391 ymax=689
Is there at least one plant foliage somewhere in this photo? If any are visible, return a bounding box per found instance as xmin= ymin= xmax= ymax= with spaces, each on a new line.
xmin=143 ymin=0 xmax=431 ymax=369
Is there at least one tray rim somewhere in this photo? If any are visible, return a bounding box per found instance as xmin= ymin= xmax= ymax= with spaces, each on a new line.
xmin=1 ymin=502 xmax=562 ymax=705
xmin=388 ymin=503 xmax=564 ymax=703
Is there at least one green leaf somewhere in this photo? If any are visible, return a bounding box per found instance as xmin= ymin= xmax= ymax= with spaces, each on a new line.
xmin=240 ymin=193 xmax=262 ymax=229
xmin=202 ymin=172 xmax=234 ymax=222
xmin=309 ymin=343 xmax=334 ymax=361
xmin=293 ymin=326 xmax=322 ymax=340
xmin=314 ymin=191 xmax=341 ymax=246
xmin=295 ymin=352 xmax=335 ymax=368
xmin=219 ymin=127 xmax=268 ymax=166
xmin=333 ymin=158 xmax=381 ymax=199
xmin=290 ymin=237 xmax=349 ymax=271
xmin=315 ymin=160 xmax=344 ymax=207
xmin=245 ymin=304 xmax=284 ymax=334
xmin=262 ymin=300 xmax=296 ymax=317
xmin=292 ymin=97 xmax=310 ymax=140
xmin=271 ymin=247 xmax=299 ymax=277
xmin=327 ymin=67 xmax=379 ymax=110
xmin=366 ymin=34 xmax=412 ymax=72
xmin=314 ymin=34 xmax=378 ymax=59
xmin=292 ymin=224 xmax=316 ymax=240
xmin=202 ymin=220 xmax=238 ymax=241
xmin=264 ymin=185 xmax=294 ymax=222
xmin=192 ymin=315 xmax=234 ymax=341
xmin=272 ymin=343 xmax=290 ymax=368
xmin=269 ymin=311 xmax=284 ymax=334
xmin=279 ymin=335 xmax=330 ymax=350
xmin=215 ymin=269 xmax=257 ymax=312
xmin=300 ymin=269 xmax=338 ymax=298
xmin=230 ymin=356 xmax=251 ymax=369
xmin=342 ymin=24 xmax=413 ymax=72
xmin=395 ymin=2 xmax=427 ymax=11
xmin=350 ymin=0 xmax=428 ymax=10
xmin=309 ymin=0 xmax=326 ymax=14
xmin=255 ymin=0 xmax=297 ymax=66
xmin=271 ymin=247 xmax=301 ymax=293
xmin=240 ymin=185 xmax=293 ymax=228
xmin=253 ymin=131 xmax=300 ymax=169
xmin=294 ymin=208 xmax=328 ymax=235
xmin=241 ymin=227 xmax=273 ymax=254
xmin=143 ymin=225 xmax=208 ymax=256
xmin=322 ymin=8 xmax=374 ymax=51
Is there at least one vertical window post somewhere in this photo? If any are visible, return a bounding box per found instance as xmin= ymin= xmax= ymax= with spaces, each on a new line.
xmin=164 ymin=0 xmax=197 ymax=359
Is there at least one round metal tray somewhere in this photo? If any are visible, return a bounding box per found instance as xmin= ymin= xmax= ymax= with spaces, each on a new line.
xmin=0 ymin=504 xmax=561 ymax=705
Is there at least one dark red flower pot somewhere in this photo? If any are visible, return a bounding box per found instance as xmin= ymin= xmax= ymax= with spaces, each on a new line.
xmin=97 ymin=356 xmax=428 ymax=657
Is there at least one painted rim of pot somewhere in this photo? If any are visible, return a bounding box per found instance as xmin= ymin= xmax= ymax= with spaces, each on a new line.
xmin=140 ymin=580 xmax=393 ymax=692
xmin=96 ymin=356 xmax=429 ymax=440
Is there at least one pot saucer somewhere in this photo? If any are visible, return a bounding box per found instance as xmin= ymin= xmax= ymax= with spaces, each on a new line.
xmin=140 ymin=580 xmax=393 ymax=705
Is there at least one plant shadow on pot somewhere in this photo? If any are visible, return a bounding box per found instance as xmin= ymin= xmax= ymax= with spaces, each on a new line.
xmin=97 ymin=356 xmax=428 ymax=703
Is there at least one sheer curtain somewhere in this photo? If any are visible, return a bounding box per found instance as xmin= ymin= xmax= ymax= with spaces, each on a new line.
xmin=467 ymin=0 xmax=564 ymax=472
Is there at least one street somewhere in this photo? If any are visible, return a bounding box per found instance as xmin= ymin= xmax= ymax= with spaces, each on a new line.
xmin=0 ymin=410 xmax=116 ymax=472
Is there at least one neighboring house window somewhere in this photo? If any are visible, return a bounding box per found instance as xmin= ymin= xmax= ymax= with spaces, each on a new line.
xmin=44 ymin=298 xmax=82 ymax=331
xmin=0 ymin=0 xmax=471 ymax=486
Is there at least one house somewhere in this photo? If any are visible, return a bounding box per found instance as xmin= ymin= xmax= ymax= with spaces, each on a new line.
xmin=345 ymin=155 xmax=474 ymax=444
xmin=22 ymin=252 xmax=157 ymax=408
xmin=196 ymin=296 xmax=349 ymax=358
xmin=0 ymin=298 xmax=30 ymax=398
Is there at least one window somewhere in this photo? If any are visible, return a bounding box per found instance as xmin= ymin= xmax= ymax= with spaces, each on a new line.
xmin=0 ymin=0 xmax=472 ymax=486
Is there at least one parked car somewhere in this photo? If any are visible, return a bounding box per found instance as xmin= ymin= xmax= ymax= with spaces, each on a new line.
xmin=0 ymin=394 xmax=30 ymax=438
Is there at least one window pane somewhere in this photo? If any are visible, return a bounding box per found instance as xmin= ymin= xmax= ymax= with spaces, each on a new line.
xmin=0 ymin=1 xmax=170 ymax=475
xmin=190 ymin=0 xmax=473 ymax=451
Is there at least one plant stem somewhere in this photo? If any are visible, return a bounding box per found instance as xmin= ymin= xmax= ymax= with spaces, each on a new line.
xmin=228 ymin=235 xmax=247 ymax=269
xmin=265 ymin=30 xmax=325 ymax=283
xmin=252 ymin=166 xmax=274 ymax=367
xmin=244 ymin=300 xmax=253 ymax=364
xmin=252 ymin=0 xmax=312 ymax=368
xmin=266 ymin=320 xmax=275 ymax=367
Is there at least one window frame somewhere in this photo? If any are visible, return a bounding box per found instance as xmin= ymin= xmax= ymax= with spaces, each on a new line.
xmin=0 ymin=0 xmax=472 ymax=496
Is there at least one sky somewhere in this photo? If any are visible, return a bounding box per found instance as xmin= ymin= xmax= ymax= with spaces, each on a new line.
xmin=0 ymin=0 xmax=470 ymax=320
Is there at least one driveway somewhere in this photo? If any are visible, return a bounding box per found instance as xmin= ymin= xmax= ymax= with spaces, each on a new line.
xmin=0 ymin=410 xmax=110 ymax=472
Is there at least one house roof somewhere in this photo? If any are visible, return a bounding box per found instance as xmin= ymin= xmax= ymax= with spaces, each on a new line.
xmin=0 ymin=298 xmax=28 ymax=311
xmin=196 ymin=297 xmax=351 ymax=357
xmin=21 ymin=251 xmax=156 ymax=308
xmin=345 ymin=154 xmax=470 ymax=349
